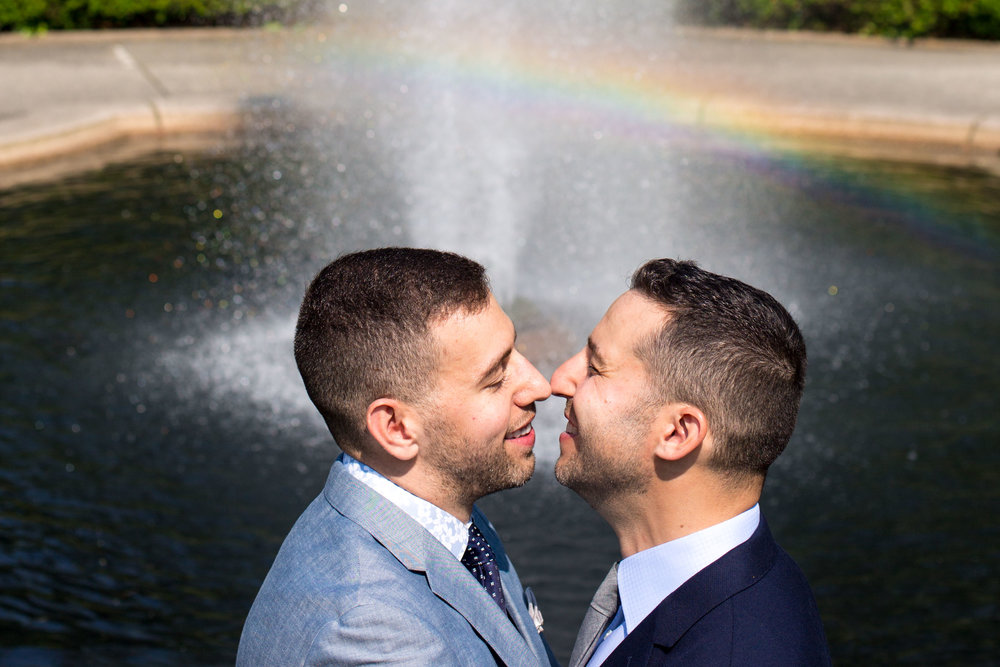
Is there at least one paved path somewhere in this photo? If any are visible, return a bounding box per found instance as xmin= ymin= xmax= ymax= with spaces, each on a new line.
xmin=2 ymin=20 xmax=999 ymax=187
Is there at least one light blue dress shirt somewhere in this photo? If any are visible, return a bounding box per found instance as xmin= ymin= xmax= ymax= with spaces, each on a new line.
xmin=586 ymin=504 xmax=761 ymax=667
xmin=340 ymin=452 xmax=471 ymax=559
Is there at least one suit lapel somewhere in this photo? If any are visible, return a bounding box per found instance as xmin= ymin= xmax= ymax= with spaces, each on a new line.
xmin=502 ymin=574 xmax=544 ymax=658
xmin=650 ymin=517 xmax=777 ymax=650
xmin=473 ymin=507 xmax=550 ymax=664
xmin=604 ymin=517 xmax=779 ymax=665
xmin=323 ymin=463 xmax=539 ymax=667
xmin=423 ymin=555 xmax=539 ymax=666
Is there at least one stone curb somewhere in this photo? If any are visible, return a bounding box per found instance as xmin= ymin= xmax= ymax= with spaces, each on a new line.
xmin=0 ymin=97 xmax=242 ymax=188
xmin=3 ymin=98 xmax=997 ymax=187
xmin=695 ymin=101 xmax=1000 ymax=163
xmin=2 ymin=25 xmax=999 ymax=184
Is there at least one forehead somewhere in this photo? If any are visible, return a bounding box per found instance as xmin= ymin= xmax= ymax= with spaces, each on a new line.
xmin=592 ymin=290 xmax=667 ymax=356
xmin=429 ymin=294 xmax=513 ymax=380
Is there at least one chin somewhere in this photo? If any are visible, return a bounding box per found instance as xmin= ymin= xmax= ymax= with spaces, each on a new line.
xmin=508 ymin=454 xmax=535 ymax=487
xmin=516 ymin=455 xmax=536 ymax=481
xmin=553 ymin=459 xmax=593 ymax=497
xmin=553 ymin=458 xmax=572 ymax=488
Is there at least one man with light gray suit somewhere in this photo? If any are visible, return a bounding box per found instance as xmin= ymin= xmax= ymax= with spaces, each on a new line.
xmin=237 ymin=248 xmax=558 ymax=666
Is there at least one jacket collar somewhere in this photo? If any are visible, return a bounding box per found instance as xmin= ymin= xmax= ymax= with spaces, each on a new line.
xmin=610 ymin=516 xmax=778 ymax=664
xmin=322 ymin=460 xmax=547 ymax=667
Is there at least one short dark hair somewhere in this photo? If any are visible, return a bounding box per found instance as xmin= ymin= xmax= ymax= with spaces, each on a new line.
xmin=294 ymin=248 xmax=491 ymax=453
xmin=630 ymin=259 xmax=807 ymax=483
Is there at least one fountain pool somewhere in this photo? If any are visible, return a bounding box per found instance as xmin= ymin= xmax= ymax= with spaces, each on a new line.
xmin=1 ymin=3 xmax=999 ymax=663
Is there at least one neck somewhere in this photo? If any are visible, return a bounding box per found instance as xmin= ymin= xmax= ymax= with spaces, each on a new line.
xmin=357 ymin=452 xmax=474 ymax=523
xmin=391 ymin=474 xmax=474 ymax=522
xmin=600 ymin=472 xmax=761 ymax=558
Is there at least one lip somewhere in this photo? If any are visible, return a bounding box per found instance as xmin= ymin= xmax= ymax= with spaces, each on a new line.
xmin=504 ymin=424 xmax=535 ymax=449
xmin=562 ymin=408 xmax=578 ymax=435
xmin=505 ymin=412 xmax=536 ymax=442
xmin=558 ymin=414 xmax=578 ymax=447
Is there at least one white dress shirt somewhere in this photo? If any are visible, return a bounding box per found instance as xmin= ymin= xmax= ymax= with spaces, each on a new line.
xmin=339 ymin=452 xmax=471 ymax=559
xmin=586 ymin=504 xmax=761 ymax=666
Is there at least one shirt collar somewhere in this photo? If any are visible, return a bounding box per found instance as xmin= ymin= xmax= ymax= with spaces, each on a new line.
xmin=617 ymin=504 xmax=760 ymax=634
xmin=338 ymin=452 xmax=471 ymax=559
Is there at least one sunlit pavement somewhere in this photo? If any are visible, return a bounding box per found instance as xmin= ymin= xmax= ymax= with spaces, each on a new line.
xmin=2 ymin=15 xmax=999 ymax=186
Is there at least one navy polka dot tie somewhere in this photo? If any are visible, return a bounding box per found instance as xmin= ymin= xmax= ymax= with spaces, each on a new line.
xmin=462 ymin=523 xmax=507 ymax=613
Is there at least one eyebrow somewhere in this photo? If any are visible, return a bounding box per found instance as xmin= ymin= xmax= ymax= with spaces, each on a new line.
xmin=477 ymin=333 xmax=517 ymax=385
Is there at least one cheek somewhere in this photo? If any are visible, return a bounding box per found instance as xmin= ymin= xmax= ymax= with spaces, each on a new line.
xmin=579 ymin=385 xmax=624 ymax=429
xmin=467 ymin=396 xmax=512 ymax=435
xmin=579 ymin=383 xmax=610 ymax=413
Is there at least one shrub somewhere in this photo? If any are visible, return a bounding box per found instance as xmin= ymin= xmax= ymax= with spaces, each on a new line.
xmin=675 ymin=0 xmax=1000 ymax=40
xmin=0 ymin=0 xmax=323 ymax=31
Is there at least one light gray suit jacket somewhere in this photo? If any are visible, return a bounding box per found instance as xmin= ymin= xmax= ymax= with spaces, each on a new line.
xmin=237 ymin=458 xmax=557 ymax=666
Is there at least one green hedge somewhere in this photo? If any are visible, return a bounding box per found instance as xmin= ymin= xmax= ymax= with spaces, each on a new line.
xmin=6 ymin=0 xmax=999 ymax=39
xmin=675 ymin=0 xmax=1000 ymax=40
xmin=0 ymin=0 xmax=322 ymax=31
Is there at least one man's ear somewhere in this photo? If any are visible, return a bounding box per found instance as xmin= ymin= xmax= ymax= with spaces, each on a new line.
xmin=652 ymin=403 xmax=709 ymax=462
xmin=366 ymin=398 xmax=421 ymax=462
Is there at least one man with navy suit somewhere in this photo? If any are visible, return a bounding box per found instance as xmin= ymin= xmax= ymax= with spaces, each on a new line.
xmin=551 ymin=258 xmax=831 ymax=666
xmin=237 ymin=248 xmax=558 ymax=666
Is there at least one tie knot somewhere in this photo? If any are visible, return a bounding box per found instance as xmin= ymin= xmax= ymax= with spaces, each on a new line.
xmin=465 ymin=523 xmax=495 ymax=563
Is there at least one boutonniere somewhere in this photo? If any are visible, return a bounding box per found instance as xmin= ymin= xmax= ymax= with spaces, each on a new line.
xmin=524 ymin=587 xmax=544 ymax=633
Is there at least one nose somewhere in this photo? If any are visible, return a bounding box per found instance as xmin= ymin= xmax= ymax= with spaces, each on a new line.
xmin=513 ymin=351 xmax=551 ymax=405
xmin=550 ymin=348 xmax=584 ymax=398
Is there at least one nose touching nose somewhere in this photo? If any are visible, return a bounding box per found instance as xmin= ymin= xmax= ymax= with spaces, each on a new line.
xmin=550 ymin=348 xmax=583 ymax=398
xmin=513 ymin=351 xmax=552 ymax=403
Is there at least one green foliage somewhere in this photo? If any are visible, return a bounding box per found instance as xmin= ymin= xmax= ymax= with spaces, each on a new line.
xmin=676 ymin=0 xmax=1000 ymax=40
xmin=0 ymin=0 xmax=319 ymax=31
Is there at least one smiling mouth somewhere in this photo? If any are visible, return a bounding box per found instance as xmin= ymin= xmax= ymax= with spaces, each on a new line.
xmin=563 ymin=404 xmax=579 ymax=436
xmin=505 ymin=422 xmax=533 ymax=439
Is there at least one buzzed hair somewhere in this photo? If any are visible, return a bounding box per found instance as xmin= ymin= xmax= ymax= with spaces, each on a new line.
xmin=630 ymin=259 xmax=807 ymax=484
xmin=294 ymin=248 xmax=490 ymax=454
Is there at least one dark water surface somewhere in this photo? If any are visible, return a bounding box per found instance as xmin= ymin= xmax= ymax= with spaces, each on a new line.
xmin=1 ymin=129 xmax=998 ymax=665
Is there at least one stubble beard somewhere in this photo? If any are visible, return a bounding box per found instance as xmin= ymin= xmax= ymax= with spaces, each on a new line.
xmin=423 ymin=419 xmax=535 ymax=507
xmin=554 ymin=406 xmax=651 ymax=508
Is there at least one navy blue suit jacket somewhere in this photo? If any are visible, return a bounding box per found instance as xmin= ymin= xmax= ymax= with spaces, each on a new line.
xmin=602 ymin=517 xmax=831 ymax=666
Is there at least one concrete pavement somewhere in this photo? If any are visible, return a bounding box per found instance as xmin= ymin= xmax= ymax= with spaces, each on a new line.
xmin=2 ymin=20 xmax=999 ymax=188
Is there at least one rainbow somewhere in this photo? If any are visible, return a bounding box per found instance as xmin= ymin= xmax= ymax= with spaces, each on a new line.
xmin=307 ymin=21 xmax=998 ymax=263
